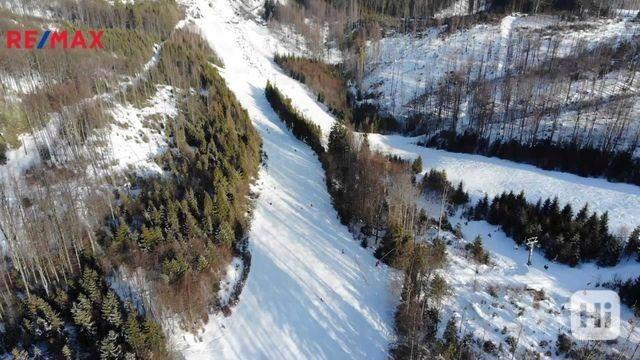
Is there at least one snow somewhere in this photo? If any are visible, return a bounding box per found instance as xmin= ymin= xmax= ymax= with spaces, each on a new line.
xmin=434 ymin=216 xmax=640 ymax=358
xmin=172 ymin=0 xmax=397 ymax=358
xmin=434 ymin=0 xmax=486 ymax=19
xmin=217 ymin=257 xmax=244 ymax=307
xmin=365 ymin=14 xmax=640 ymax=120
xmin=367 ymin=133 xmax=640 ymax=232
xmin=103 ymin=85 xmax=176 ymax=174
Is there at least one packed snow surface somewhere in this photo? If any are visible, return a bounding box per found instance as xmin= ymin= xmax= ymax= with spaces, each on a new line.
xmin=173 ymin=0 xmax=397 ymax=358
xmin=368 ymin=134 xmax=640 ymax=232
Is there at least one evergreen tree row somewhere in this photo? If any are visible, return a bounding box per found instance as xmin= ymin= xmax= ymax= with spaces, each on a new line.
xmin=615 ymin=276 xmax=640 ymax=314
xmin=265 ymin=81 xmax=325 ymax=155
xmin=423 ymin=131 xmax=640 ymax=186
xmin=469 ymin=191 xmax=639 ymax=266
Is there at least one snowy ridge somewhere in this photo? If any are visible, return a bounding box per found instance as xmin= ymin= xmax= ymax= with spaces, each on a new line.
xmin=172 ymin=0 xmax=397 ymax=358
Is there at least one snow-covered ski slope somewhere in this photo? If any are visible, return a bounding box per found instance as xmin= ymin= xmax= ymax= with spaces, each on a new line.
xmin=174 ymin=0 xmax=397 ymax=358
xmin=368 ymin=134 xmax=640 ymax=232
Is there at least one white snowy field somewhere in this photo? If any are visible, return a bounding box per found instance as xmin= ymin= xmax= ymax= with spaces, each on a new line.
xmin=367 ymin=134 xmax=640 ymax=232
xmin=173 ymin=0 xmax=397 ymax=358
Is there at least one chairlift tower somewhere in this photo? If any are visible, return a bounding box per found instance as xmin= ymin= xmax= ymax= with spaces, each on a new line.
xmin=525 ymin=237 xmax=539 ymax=266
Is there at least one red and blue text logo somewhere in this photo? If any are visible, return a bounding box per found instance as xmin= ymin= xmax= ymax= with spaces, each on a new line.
xmin=5 ymin=29 xmax=104 ymax=49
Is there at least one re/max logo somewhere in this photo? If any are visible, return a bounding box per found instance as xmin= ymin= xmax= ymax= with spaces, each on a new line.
xmin=5 ymin=30 xmax=104 ymax=49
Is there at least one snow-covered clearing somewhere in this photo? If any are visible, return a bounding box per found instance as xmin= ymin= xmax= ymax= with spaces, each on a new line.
xmin=367 ymin=133 xmax=640 ymax=232
xmin=173 ymin=0 xmax=397 ymax=358
xmin=103 ymin=85 xmax=176 ymax=174
xmin=437 ymin=216 xmax=640 ymax=358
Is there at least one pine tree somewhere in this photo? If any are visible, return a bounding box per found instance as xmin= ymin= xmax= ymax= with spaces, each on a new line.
xmin=101 ymin=291 xmax=123 ymax=328
xmin=216 ymin=221 xmax=235 ymax=248
xmin=443 ymin=317 xmax=459 ymax=350
xmin=124 ymin=314 xmax=146 ymax=355
xmin=203 ymin=192 xmax=215 ymax=234
xmin=139 ymin=225 xmax=162 ymax=251
xmin=598 ymin=235 xmax=623 ymax=267
xmin=114 ymin=222 xmax=131 ymax=245
xmin=80 ymin=268 xmax=103 ymax=304
xmin=143 ymin=318 xmax=166 ymax=354
xmin=99 ymin=330 xmax=122 ymax=360
xmin=71 ymin=294 xmax=96 ymax=337
xmin=328 ymin=121 xmax=351 ymax=168
xmin=625 ymin=227 xmax=640 ymax=260
xmin=411 ymin=156 xmax=423 ymax=175
xmin=24 ymin=297 xmax=64 ymax=339
xmin=61 ymin=344 xmax=73 ymax=360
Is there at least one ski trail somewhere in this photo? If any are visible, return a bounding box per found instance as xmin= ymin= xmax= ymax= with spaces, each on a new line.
xmin=174 ymin=1 xmax=397 ymax=358
xmin=366 ymin=133 xmax=640 ymax=232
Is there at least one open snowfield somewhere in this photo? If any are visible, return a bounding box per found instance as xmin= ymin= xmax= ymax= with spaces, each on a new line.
xmin=173 ymin=0 xmax=397 ymax=358
xmin=367 ymin=134 xmax=640 ymax=232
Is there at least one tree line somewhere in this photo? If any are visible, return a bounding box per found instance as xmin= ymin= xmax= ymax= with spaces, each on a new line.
xmin=469 ymin=191 xmax=640 ymax=266
xmin=422 ymin=131 xmax=640 ymax=186
xmin=99 ymin=29 xmax=262 ymax=330
xmin=1 ymin=262 xmax=166 ymax=359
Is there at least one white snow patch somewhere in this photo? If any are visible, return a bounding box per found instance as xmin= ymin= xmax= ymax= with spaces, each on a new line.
xmin=103 ymin=85 xmax=176 ymax=174
xmin=217 ymin=257 xmax=244 ymax=307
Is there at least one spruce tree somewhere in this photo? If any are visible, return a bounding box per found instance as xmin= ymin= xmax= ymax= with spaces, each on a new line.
xmin=101 ymin=291 xmax=123 ymax=329
xmin=625 ymin=227 xmax=640 ymax=259
xmin=124 ymin=314 xmax=146 ymax=355
xmin=411 ymin=156 xmax=423 ymax=175
xmin=71 ymin=294 xmax=96 ymax=337
xmin=443 ymin=317 xmax=459 ymax=350
xmin=99 ymin=330 xmax=122 ymax=360
xmin=80 ymin=268 xmax=103 ymax=305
